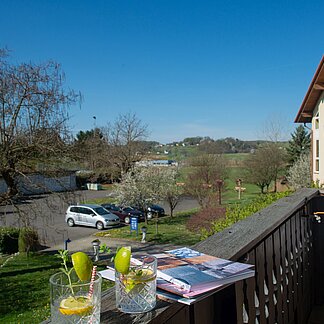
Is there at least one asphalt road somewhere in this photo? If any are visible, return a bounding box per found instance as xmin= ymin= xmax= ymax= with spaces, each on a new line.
xmin=0 ymin=190 xmax=198 ymax=249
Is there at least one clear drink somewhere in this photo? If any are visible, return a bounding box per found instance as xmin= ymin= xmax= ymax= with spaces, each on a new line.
xmin=115 ymin=255 xmax=157 ymax=313
xmin=50 ymin=272 xmax=102 ymax=323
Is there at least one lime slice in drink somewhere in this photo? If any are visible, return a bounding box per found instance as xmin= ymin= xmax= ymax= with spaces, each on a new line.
xmin=59 ymin=296 xmax=93 ymax=316
xmin=114 ymin=246 xmax=131 ymax=274
xmin=71 ymin=252 xmax=93 ymax=281
xmin=123 ymin=268 xmax=155 ymax=292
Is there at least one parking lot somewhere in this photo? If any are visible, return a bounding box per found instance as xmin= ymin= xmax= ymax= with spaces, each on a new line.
xmin=0 ymin=190 xmax=198 ymax=249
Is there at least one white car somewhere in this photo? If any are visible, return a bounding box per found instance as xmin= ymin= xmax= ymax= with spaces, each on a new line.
xmin=65 ymin=204 xmax=120 ymax=230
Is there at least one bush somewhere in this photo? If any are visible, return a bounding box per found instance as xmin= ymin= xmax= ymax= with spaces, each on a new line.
xmin=0 ymin=227 xmax=20 ymax=254
xmin=186 ymin=207 xmax=226 ymax=232
xmin=202 ymin=191 xmax=292 ymax=239
xmin=18 ymin=227 xmax=40 ymax=253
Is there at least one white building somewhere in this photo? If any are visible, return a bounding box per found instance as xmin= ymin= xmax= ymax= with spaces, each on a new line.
xmin=295 ymin=56 xmax=324 ymax=185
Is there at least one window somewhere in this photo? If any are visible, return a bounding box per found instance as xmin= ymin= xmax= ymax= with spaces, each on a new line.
xmin=70 ymin=207 xmax=79 ymax=213
xmin=315 ymin=139 xmax=320 ymax=172
xmin=79 ymin=207 xmax=93 ymax=215
xmin=315 ymin=112 xmax=319 ymax=129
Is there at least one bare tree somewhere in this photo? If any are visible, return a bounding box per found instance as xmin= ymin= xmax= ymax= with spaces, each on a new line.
xmin=185 ymin=154 xmax=227 ymax=208
xmin=0 ymin=49 xmax=80 ymax=202
xmin=105 ymin=112 xmax=149 ymax=175
xmin=245 ymin=144 xmax=287 ymax=193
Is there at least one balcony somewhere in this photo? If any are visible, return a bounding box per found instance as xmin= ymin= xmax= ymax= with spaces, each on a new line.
xmin=98 ymin=188 xmax=324 ymax=323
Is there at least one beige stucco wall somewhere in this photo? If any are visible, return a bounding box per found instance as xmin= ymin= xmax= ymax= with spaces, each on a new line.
xmin=312 ymin=92 xmax=324 ymax=185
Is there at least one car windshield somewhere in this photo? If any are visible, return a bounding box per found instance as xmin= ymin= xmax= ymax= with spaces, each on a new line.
xmin=94 ymin=207 xmax=109 ymax=215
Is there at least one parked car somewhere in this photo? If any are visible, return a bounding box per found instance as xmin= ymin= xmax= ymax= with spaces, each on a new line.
xmin=65 ymin=204 xmax=120 ymax=230
xmin=146 ymin=204 xmax=165 ymax=219
xmin=132 ymin=204 xmax=165 ymax=219
xmin=101 ymin=204 xmax=145 ymax=224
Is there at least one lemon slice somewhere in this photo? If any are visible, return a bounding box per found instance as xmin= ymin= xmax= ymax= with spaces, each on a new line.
xmin=59 ymin=296 xmax=93 ymax=316
xmin=114 ymin=246 xmax=131 ymax=274
xmin=71 ymin=252 xmax=93 ymax=281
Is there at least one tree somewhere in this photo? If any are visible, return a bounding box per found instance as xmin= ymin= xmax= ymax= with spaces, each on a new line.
xmin=160 ymin=168 xmax=183 ymax=217
xmin=287 ymin=125 xmax=311 ymax=164
xmin=0 ymin=49 xmax=79 ymax=201
xmin=105 ymin=113 xmax=149 ymax=176
xmin=185 ymin=154 xmax=227 ymax=208
xmin=116 ymin=166 xmax=181 ymax=223
xmin=74 ymin=128 xmax=106 ymax=170
xmin=245 ymin=144 xmax=287 ymax=193
xmin=287 ymin=153 xmax=311 ymax=189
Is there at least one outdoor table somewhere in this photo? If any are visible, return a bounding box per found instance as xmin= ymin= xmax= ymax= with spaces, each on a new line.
xmin=99 ymin=288 xmax=175 ymax=323
xmin=43 ymin=287 xmax=176 ymax=324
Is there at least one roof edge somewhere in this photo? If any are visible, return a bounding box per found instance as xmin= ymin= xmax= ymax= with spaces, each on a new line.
xmin=295 ymin=56 xmax=324 ymax=123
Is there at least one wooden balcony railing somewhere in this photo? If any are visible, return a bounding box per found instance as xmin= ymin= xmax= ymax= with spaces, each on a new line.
xmin=99 ymin=188 xmax=324 ymax=324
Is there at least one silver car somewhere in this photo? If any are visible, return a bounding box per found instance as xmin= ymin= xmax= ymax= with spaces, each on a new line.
xmin=65 ymin=204 xmax=120 ymax=230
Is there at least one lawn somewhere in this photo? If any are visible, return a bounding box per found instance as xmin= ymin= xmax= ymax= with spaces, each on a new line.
xmin=96 ymin=209 xmax=202 ymax=246
xmin=0 ymin=252 xmax=114 ymax=323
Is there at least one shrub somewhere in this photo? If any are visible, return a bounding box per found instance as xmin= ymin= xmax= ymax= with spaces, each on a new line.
xmin=0 ymin=227 xmax=20 ymax=254
xmin=18 ymin=227 xmax=40 ymax=253
xmin=287 ymin=153 xmax=311 ymax=189
xmin=201 ymin=191 xmax=292 ymax=239
xmin=186 ymin=207 xmax=226 ymax=232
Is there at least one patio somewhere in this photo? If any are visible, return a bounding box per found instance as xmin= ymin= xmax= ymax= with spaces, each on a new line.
xmin=97 ymin=188 xmax=324 ymax=324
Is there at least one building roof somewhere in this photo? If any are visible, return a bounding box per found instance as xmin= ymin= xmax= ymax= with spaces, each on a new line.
xmin=295 ymin=56 xmax=324 ymax=123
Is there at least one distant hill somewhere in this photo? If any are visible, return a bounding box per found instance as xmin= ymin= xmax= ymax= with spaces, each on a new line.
xmin=146 ymin=137 xmax=288 ymax=161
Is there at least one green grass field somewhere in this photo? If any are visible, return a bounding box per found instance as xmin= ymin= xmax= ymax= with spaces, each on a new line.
xmin=96 ymin=209 xmax=201 ymax=245
xmin=0 ymin=252 xmax=113 ymax=323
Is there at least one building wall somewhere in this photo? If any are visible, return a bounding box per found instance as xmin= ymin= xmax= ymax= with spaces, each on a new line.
xmin=313 ymin=92 xmax=324 ymax=185
xmin=0 ymin=173 xmax=77 ymax=195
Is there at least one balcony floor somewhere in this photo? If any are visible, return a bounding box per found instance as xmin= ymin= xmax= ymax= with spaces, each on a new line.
xmin=308 ymin=305 xmax=324 ymax=324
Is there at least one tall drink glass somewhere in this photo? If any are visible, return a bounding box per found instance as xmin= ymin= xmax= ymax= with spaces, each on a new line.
xmin=50 ymin=271 xmax=102 ymax=323
xmin=115 ymin=255 xmax=157 ymax=313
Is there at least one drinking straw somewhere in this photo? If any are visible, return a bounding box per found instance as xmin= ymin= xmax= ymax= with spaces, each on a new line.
xmin=88 ymin=265 xmax=97 ymax=299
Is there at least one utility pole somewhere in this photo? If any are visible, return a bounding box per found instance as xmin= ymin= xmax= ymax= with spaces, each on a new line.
xmin=91 ymin=116 xmax=96 ymax=170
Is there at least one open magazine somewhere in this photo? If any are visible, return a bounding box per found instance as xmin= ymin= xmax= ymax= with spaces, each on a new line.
xmin=99 ymin=247 xmax=254 ymax=304
xmin=155 ymin=247 xmax=254 ymax=298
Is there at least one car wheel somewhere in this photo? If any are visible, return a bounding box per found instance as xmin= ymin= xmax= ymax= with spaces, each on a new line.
xmin=67 ymin=218 xmax=75 ymax=227
xmin=96 ymin=221 xmax=104 ymax=230
xmin=124 ymin=216 xmax=130 ymax=224
xmin=147 ymin=212 xmax=153 ymax=219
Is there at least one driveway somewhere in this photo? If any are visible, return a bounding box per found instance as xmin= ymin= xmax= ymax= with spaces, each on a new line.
xmin=0 ymin=190 xmax=198 ymax=249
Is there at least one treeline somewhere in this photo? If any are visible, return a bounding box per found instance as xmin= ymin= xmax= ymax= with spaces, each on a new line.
xmin=165 ymin=136 xmax=273 ymax=154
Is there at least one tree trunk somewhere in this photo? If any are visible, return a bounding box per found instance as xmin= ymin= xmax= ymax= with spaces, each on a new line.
xmin=2 ymin=170 xmax=19 ymax=197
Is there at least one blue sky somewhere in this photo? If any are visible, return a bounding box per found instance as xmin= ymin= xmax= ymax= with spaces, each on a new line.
xmin=1 ymin=0 xmax=324 ymax=143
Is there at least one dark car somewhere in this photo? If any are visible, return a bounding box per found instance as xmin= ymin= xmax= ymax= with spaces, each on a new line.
xmin=132 ymin=204 xmax=165 ymax=219
xmin=101 ymin=203 xmax=145 ymax=224
xmin=146 ymin=204 xmax=165 ymax=219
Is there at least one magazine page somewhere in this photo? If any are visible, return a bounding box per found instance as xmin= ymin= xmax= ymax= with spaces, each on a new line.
xmin=155 ymin=247 xmax=254 ymax=298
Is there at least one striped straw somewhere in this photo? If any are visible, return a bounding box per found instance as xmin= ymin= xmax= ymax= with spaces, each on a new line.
xmin=88 ymin=265 xmax=97 ymax=299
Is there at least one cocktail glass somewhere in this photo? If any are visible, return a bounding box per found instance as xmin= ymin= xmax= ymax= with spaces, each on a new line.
xmin=50 ymin=271 xmax=102 ymax=323
xmin=115 ymin=255 xmax=157 ymax=313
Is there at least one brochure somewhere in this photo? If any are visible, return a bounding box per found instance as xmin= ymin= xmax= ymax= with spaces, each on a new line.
xmin=155 ymin=247 xmax=254 ymax=298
